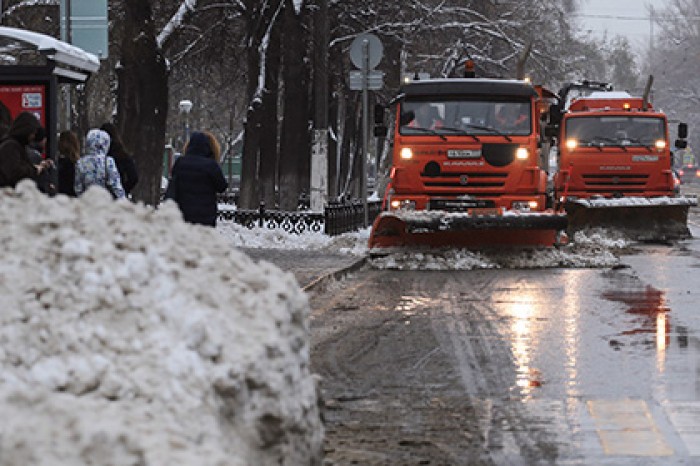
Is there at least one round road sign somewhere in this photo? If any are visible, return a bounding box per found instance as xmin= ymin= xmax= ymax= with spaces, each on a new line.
xmin=349 ymin=34 xmax=383 ymax=70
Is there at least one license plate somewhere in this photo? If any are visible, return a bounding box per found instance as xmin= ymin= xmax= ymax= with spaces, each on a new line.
xmin=447 ymin=149 xmax=481 ymax=159
xmin=468 ymin=207 xmax=503 ymax=216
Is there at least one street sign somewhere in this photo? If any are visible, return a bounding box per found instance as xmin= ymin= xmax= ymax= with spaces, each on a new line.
xmin=348 ymin=70 xmax=384 ymax=91
xmin=60 ymin=0 xmax=108 ymax=59
xmin=349 ymin=34 xmax=383 ymax=70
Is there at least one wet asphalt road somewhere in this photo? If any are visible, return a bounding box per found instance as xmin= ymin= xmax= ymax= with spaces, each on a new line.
xmin=306 ymin=184 xmax=700 ymax=465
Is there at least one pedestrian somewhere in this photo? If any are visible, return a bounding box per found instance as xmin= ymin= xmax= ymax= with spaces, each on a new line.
xmin=74 ymin=128 xmax=125 ymax=199
xmin=100 ymin=122 xmax=139 ymax=197
xmin=165 ymin=130 xmax=228 ymax=227
xmin=57 ymin=130 xmax=80 ymax=197
xmin=26 ymin=126 xmax=56 ymax=195
xmin=0 ymin=101 xmax=12 ymax=138
xmin=0 ymin=112 xmax=53 ymax=189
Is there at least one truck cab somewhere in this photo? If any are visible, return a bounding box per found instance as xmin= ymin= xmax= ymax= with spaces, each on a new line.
xmin=387 ymin=78 xmax=550 ymax=214
xmin=554 ymin=92 xmax=676 ymax=201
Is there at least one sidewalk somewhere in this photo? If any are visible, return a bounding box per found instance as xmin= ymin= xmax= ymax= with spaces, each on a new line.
xmin=240 ymin=248 xmax=366 ymax=291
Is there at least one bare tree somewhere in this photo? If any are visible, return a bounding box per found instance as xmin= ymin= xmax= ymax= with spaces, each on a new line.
xmin=116 ymin=0 xmax=168 ymax=205
xmin=279 ymin=0 xmax=311 ymax=210
xmin=649 ymin=0 xmax=700 ymax=150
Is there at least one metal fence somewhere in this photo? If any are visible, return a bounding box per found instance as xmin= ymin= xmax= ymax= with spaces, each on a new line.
xmin=218 ymin=198 xmax=382 ymax=236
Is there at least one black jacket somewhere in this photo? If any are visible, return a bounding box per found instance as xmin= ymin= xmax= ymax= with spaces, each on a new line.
xmin=166 ymin=132 xmax=227 ymax=226
xmin=0 ymin=112 xmax=41 ymax=188
xmin=111 ymin=153 xmax=139 ymax=195
xmin=57 ymin=155 xmax=77 ymax=197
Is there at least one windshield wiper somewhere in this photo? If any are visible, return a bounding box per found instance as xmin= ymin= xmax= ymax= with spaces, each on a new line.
xmin=401 ymin=125 xmax=447 ymax=141
xmin=438 ymin=126 xmax=481 ymax=142
xmin=462 ymin=123 xmax=512 ymax=142
xmin=588 ymin=136 xmax=628 ymax=152
xmin=623 ymin=137 xmax=653 ymax=150
xmin=578 ymin=139 xmax=603 ymax=151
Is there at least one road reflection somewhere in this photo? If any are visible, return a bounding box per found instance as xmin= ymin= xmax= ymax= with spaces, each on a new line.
xmin=603 ymin=284 xmax=671 ymax=371
xmin=498 ymin=286 xmax=547 ymax=397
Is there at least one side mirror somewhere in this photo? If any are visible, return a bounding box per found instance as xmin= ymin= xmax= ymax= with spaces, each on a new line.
xmin=678 ymin=122 xmax=688 ymax=139
xmin=399 ymin=111 xmax=415 ymax=127
xmin=374 ymin=104 xmax=385 ymax=125
xmin=675 ymin=139 xmax=688 ymax=149
xmin=374 ymin=125 xmax=388 ymax=138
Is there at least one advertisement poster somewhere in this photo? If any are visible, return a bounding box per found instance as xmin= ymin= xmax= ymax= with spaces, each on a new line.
xmin=0 ymin=84 xmax=46 ymax=127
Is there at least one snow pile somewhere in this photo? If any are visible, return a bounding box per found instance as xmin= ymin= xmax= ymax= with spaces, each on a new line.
xmin=571 ymin=227 xmax=632 ymax=249
xmin=571 ymin=195 xmax=697 ymax=207
xmin=218 ymin=221 xmax=369 ymax=256
xmin=0 ymin=181 xmax=322 ymax=465
xmin=371 ymin=230 xmax=627 ymax=271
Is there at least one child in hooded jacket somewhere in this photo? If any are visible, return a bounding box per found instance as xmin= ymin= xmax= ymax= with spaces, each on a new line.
xmin=74 ymin=129 xmax=125 ymax=199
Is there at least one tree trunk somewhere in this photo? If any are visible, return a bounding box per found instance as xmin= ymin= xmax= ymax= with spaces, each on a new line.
xmin=278 ymin=0 xmax=310 ymax=211
xmin=338 ymin=93 xmax=357 ymax=198
xmin=327 ymin=88 xmax=338 ymax=200
xmin=239 ymin=0 xmax=282 ymax=210
xmin=117 ymin=0 xmax=168 ymax=206
xmin=259 ymin=18 xmax=280 ymax=208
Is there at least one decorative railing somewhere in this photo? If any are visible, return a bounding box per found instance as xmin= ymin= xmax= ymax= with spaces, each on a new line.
xmin=218 ymin=198 xmax=382 ymax=236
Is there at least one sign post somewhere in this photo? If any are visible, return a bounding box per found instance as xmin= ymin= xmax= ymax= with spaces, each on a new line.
xmin=349 ymin=34 xmax=383 ymax=227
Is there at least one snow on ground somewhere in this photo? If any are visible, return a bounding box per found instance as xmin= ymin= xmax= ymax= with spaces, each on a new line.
xmin=217 ymin=221 xmax=370 ymax=256
xmin=0 ymin=181 xmax=322 ymax=465
xmin=369 ymin=234 xmax=625 ymax=271
xmin=571 ymin=195 xmax=698 ymax=207
xmin=216 ymin=219 xmax=632 ymax=271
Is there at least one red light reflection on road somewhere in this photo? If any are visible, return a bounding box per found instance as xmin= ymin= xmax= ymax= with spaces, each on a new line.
xmin=602 ymin=285 xmax=671 ymax=369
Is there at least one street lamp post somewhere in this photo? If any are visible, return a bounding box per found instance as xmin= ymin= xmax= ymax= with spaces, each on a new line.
xmin=178 ymin=99 xmax=193 ymax=144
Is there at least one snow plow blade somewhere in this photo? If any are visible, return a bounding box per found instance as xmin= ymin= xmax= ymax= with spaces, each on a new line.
xmin=368 ymin=210 xmax=568 ymax=253
xmin=564 ymin=196 xmax=697 ymax=241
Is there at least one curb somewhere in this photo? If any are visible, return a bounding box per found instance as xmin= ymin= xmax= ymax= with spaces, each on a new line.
xmin=302 ymin=256 xmax=368 ymax=293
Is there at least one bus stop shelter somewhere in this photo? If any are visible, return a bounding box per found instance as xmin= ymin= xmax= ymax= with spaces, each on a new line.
xmin=0 ymin=26 xmax=99 ymax=161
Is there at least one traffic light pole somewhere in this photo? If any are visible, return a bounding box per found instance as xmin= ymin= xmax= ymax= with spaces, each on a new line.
xmin=362 ymin=39 xmax=369 ymax=227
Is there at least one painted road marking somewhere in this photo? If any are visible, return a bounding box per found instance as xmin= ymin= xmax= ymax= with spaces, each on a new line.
xmin=664 ymin=402 xmax=700 ymax=456
xmin=588 ymin=399 xmax=673 ymax=456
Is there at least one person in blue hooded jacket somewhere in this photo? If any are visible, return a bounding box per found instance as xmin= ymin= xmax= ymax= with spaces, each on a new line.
xmin=165 ymin=131 xmax=227 ymax=226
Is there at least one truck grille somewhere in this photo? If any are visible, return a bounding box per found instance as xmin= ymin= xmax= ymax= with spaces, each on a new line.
xmin=421 ymin=171 xmax=507 ymax=190
xmin=581 ymin=174 xmax=649 ymax=193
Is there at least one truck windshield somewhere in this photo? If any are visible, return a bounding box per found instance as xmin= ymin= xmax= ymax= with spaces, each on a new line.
xmin=399 ymin=99 xmax=531 ymax=136
xmin=565 ymin=116 xmax=665 ymax=147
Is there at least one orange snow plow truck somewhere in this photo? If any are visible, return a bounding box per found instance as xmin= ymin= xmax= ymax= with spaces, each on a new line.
xmin=368 ymin=72 xmax=567 ymax=252
xmin=550 ymin=79 xmax=697 ymax=241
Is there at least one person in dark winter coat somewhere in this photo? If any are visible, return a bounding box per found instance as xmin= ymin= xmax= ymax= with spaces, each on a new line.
xmin=26 ymin=126 xmax=56 ymax=195
xmin=0 ymin=112 xmax=52 ymax=188
xmin=57 ymin=130 xmax=80 ymax=197
xmin=100 ymin=123 xmax=139 ymax=196
xmin=165 ymin=131 xmax=227 ymax=227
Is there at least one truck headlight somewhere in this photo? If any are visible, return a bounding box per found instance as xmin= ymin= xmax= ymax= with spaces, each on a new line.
xmin=390 ymin=199 xmax=416 ymax=210
xmin=515 ymin=147 xmax=529 ymax=160
xmin=512 ymin=200 xmax=538 ymax=211
xmin=400 ymin=147 xmax=414 ymax=160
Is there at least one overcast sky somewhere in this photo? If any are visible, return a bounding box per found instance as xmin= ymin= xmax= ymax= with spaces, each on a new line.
xmin=576 ymin=0 xmax=671 ymax=51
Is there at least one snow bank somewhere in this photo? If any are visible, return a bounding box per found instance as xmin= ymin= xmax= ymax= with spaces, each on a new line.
xmin=0 ymin=181 xmax=322 ymax=465
xmin=218 ymin=221 xmax=369 ymax=256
